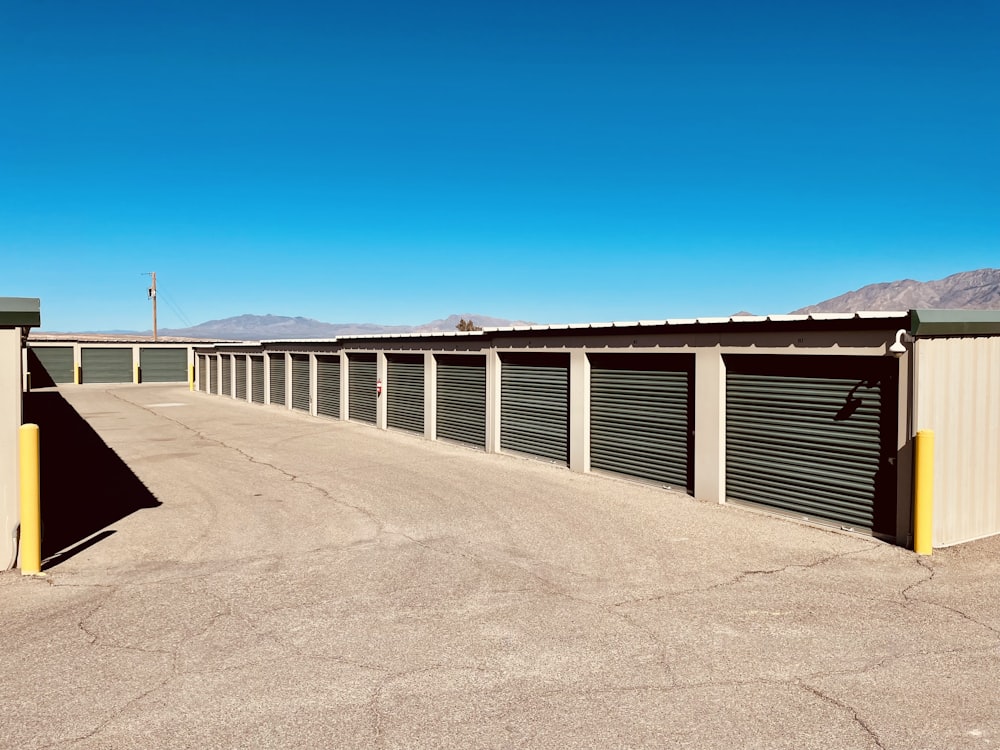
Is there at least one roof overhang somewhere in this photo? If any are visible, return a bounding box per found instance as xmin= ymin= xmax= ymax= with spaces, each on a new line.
xmin=0 ymin=297 xmax=40 ymax=328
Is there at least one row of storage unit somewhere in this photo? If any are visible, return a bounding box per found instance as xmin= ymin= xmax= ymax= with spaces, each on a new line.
xmin=196 ymin=344 xmax=899 ymax=537
xmin=26 ymin=343 xmax=192 ymax=386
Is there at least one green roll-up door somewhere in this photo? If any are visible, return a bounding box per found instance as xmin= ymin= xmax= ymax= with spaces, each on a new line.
xmin=199 ymin=355 xmax=209 ymax=392
xmin=221 ymin=355 xmax=232 ymax=397
xmin=500 ymin=353 xmax=569 ymax=464
xmin=28 ymin=346 xmax=74 ymax=385
xmin=316 ymin=355 xmax=341 ymax=419
xmin=348 ymin=354 xmax=377 ymax=424
xmin=269 ymin=354 xmax=286 ymax=407
xmin=250 ymin=356 xmax=265 ymax=404
xmin=235 ymin=356 xmax=247 ymax=400
xmin=291 ymin=354 xmax=310 ymax=412
xmin=81 ymin=347 xmax=133 ymax=384
xmin=725 ymin=355 xmax=897 ymax=533
xmin=387 ymin=354 xmax=424 ymax=434
xmin=590 ymin=354 xmax=693 ymax=491
xmin=436 ymin=354 xmax=486 ymax=448
xmin=139 ymin=348 xmax=187 ymax=383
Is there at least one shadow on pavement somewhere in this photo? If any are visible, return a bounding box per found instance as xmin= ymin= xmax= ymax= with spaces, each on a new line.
xmin=22 ymin=390 xmax=161 ymax=567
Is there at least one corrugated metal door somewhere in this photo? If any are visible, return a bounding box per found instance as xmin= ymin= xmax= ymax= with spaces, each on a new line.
xmin=291 ymin=354 xmax=310 ymax=412
xmin=199 ymin=355 xmax=209 ymax=392
xmin=28 ymin=346 xmax=74 ymax=385
xmin=250 ymin=356 xmax=265 ymax=404
xmin=590 ymin=354 xmax=693 ymax=491
xmin=269 ymin=354 xmax=286 ymax=407
xmin=436 ymin=354 xmax=486 ymax=447
xmin=235 ymin=356 xmax=247 ymax=400
xmin=500 ymin=353 xmax=569 ymax=463
xmin=221 ymin=355 xmax=232 ymax=397
xmin=387 ymin=354 xmax=424 ymax=433
xmin=725 ymin=355 xmax=897 ymax=533
xmin=81 ymin=348 xmax=133 ymax=384
xmin=348 ymin=354 xmax=377 ymax=424
xmin=139 ymin=348 xmax=187 ymax=382
xmin=316 ymin=355 xmax=341 ymax=419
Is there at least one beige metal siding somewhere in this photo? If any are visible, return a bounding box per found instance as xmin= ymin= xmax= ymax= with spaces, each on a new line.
xmin=915 ymin=337 xmax=1000 ymax=546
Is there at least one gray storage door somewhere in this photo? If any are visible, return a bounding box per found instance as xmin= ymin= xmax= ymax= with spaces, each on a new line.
xmin=199 ymin=355 xmax=209 ymax=392
xmin=235 ymin=356 xmax=247 ymax=400
xmin=348 ymin=354 xmax=377 ymax=424
xmin=28 ymin=346 xmax=74 ymax=386
xmin=250 ymin=356 xmax=265 ymax=404
xmin=269 ymin=354 xmax=286 ymax=406
xmin=221 ymin=355 xmax=232 ymax=397
xmin=436 ymin=355 xmax=486 ymax=447
xmin=81 ymin=348 xmax=133 ymax=384
xmin=500 ymin=353 xmax=569 ymax=463
xmin=387 ymin=355 xmax=424 ymax=434
xmin=590 ymin=354 xmax=693 ymax=491
xmin=316 ymin=355 xmax=341 ymax=419
xmin=140 ymin=348 xmax=187 ymax=383
xmin=291 ymin=355 xmax=310 ymax=412
xmin=725 ymin=355 xmax=897 ymax=533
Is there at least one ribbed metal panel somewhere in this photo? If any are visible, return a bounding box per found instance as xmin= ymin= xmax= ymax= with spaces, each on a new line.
xmin=725 ymin=356 xmax=894 ymax=532
xmin=235 ymin=356 xmax=247 ymax=400
xmin=915 ymin=336 xmax=1000 ymax=546
xmin=28 ymin=346 xmax=74 ymax=385
xmin=269 ymin=354 xmax=286 ymax=407
xmin=199 ymin=355 xmax=209 ymax=392
xmin=221 ymin=355 xmax=232 ymax=397
xmin=291 ymin=354 xmax=310 ymax=412
xmin=250 ymin=356 xmax=265 ymax=404
xmin=500 ymin=354 xmax=569 ymax=463
xmin=348 ymin=355 xmax=377 ymax=424
xmin=387 ymin=355 xmax=424 ymax=434
xmin=436 ymin=355 xmax=486 ymax=447
xmin=139 ymin=348 xmax=187 ymax=383
xmin=81 ymin=347 xmax=133 ymax=384
xmin=590 ymin=354 xmax=693 ymax=490
xmin=316 ymin=355 xmax=341 ymax=419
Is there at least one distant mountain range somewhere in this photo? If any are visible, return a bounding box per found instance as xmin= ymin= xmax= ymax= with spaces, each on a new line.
xmin=791 ymin=268 xmax=1000 ymax=314
xmin=154 ymin=313 xmax=534 ymax=340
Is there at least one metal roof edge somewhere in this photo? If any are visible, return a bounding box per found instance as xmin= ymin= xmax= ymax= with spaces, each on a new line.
xmin=0 ymin=297 xmax=41 ymax=327
xmin=910 ymin=309 xmax=1000 ymax=337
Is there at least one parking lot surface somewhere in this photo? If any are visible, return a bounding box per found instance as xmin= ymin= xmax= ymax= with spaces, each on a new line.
xmin=2 ymin=384 xmax=999 ymax=749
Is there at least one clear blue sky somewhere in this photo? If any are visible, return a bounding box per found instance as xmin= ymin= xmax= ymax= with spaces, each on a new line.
xmin=2 ymin=0 xmax=997 ymax=331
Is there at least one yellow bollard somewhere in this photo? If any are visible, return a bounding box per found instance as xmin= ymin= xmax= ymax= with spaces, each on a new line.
xmin=74 ymin=363 xmax=81 ymax=385
xmin=914 ymin=429 xmax=934 ymax=555
xmin=19 ymin=424 xmax=42 ymax=575
xmin=189 ymin=364 xmax=195 ymax=391
xmin=134 ymin=363 xmax=141 ymax=384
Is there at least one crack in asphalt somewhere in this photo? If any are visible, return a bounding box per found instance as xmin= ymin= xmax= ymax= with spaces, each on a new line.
xmin=799 ymin=682 xmax=886 ymax=749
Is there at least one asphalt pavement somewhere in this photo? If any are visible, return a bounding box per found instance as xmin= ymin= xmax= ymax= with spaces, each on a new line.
xmin=2 ymin=384 xmax=999 ymax=749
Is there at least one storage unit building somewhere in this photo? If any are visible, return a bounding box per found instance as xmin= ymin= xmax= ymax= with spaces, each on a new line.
xmin=386 ymin=354 xmax=424 ymax=434
xmin=291 ymin=354 xmax=310 ymax=412
xmin=81 ymin=347 xmax=133 ymax=384
xmin=435 ymin=354 xmax=486 ymax=448
xmin=348 ymin=354 xmax=377 ymax=424
xmin=27 ymin=345 xmax=74 ymax=386
xmin=250 ymin=355 xmax=265 ymax=404
xmin=500 ymin=353 xmax=569 ymax=464
xmin=139 ymin=347 xmax=187 ymax=383
xmin=316 ymin=355 xmax=340 ymax=419
xmin=234 ymin=355 xmax=248 ymax=401
xmin=268 ymin=354 xmax=286 ymax=407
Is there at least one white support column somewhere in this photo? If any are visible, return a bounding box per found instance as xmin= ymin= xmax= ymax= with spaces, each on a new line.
xmin=263 ymin=352 xmax=271 ymax=404
xmin=284 ymin=353 xmax=291 ymax=409
xmin=376 ymin=351 xmax=387 ymax=430
xmin=424 ymin=352 xmax=436 ymax=440
xmin=569 ymin=349 xmax=590 ymax=473
xmin=309 ymin=353 xmax=318 ymax=415
xmin=485 ymin=349 xmax=501 ymax=453
xmin=693 ymin=349 xmax=726 ymax=504
xmin=340 ymin=351 xmax=349 ymax=420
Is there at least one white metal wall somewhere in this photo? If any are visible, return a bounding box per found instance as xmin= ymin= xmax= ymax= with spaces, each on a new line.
xmin=915 ymin=336 xmax=1000 ymax=547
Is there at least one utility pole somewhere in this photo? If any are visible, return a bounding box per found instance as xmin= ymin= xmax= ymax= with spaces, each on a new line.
xmin=145 ymin=272 xmax=158 ymax=341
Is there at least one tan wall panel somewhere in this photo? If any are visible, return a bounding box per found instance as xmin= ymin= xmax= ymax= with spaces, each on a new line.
xmin=915 ymin=337 xmax=1000 ymax=547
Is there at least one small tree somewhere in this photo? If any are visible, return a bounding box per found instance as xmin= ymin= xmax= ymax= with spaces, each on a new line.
xmin=456 ymin=318 xmax=483 ymax=332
